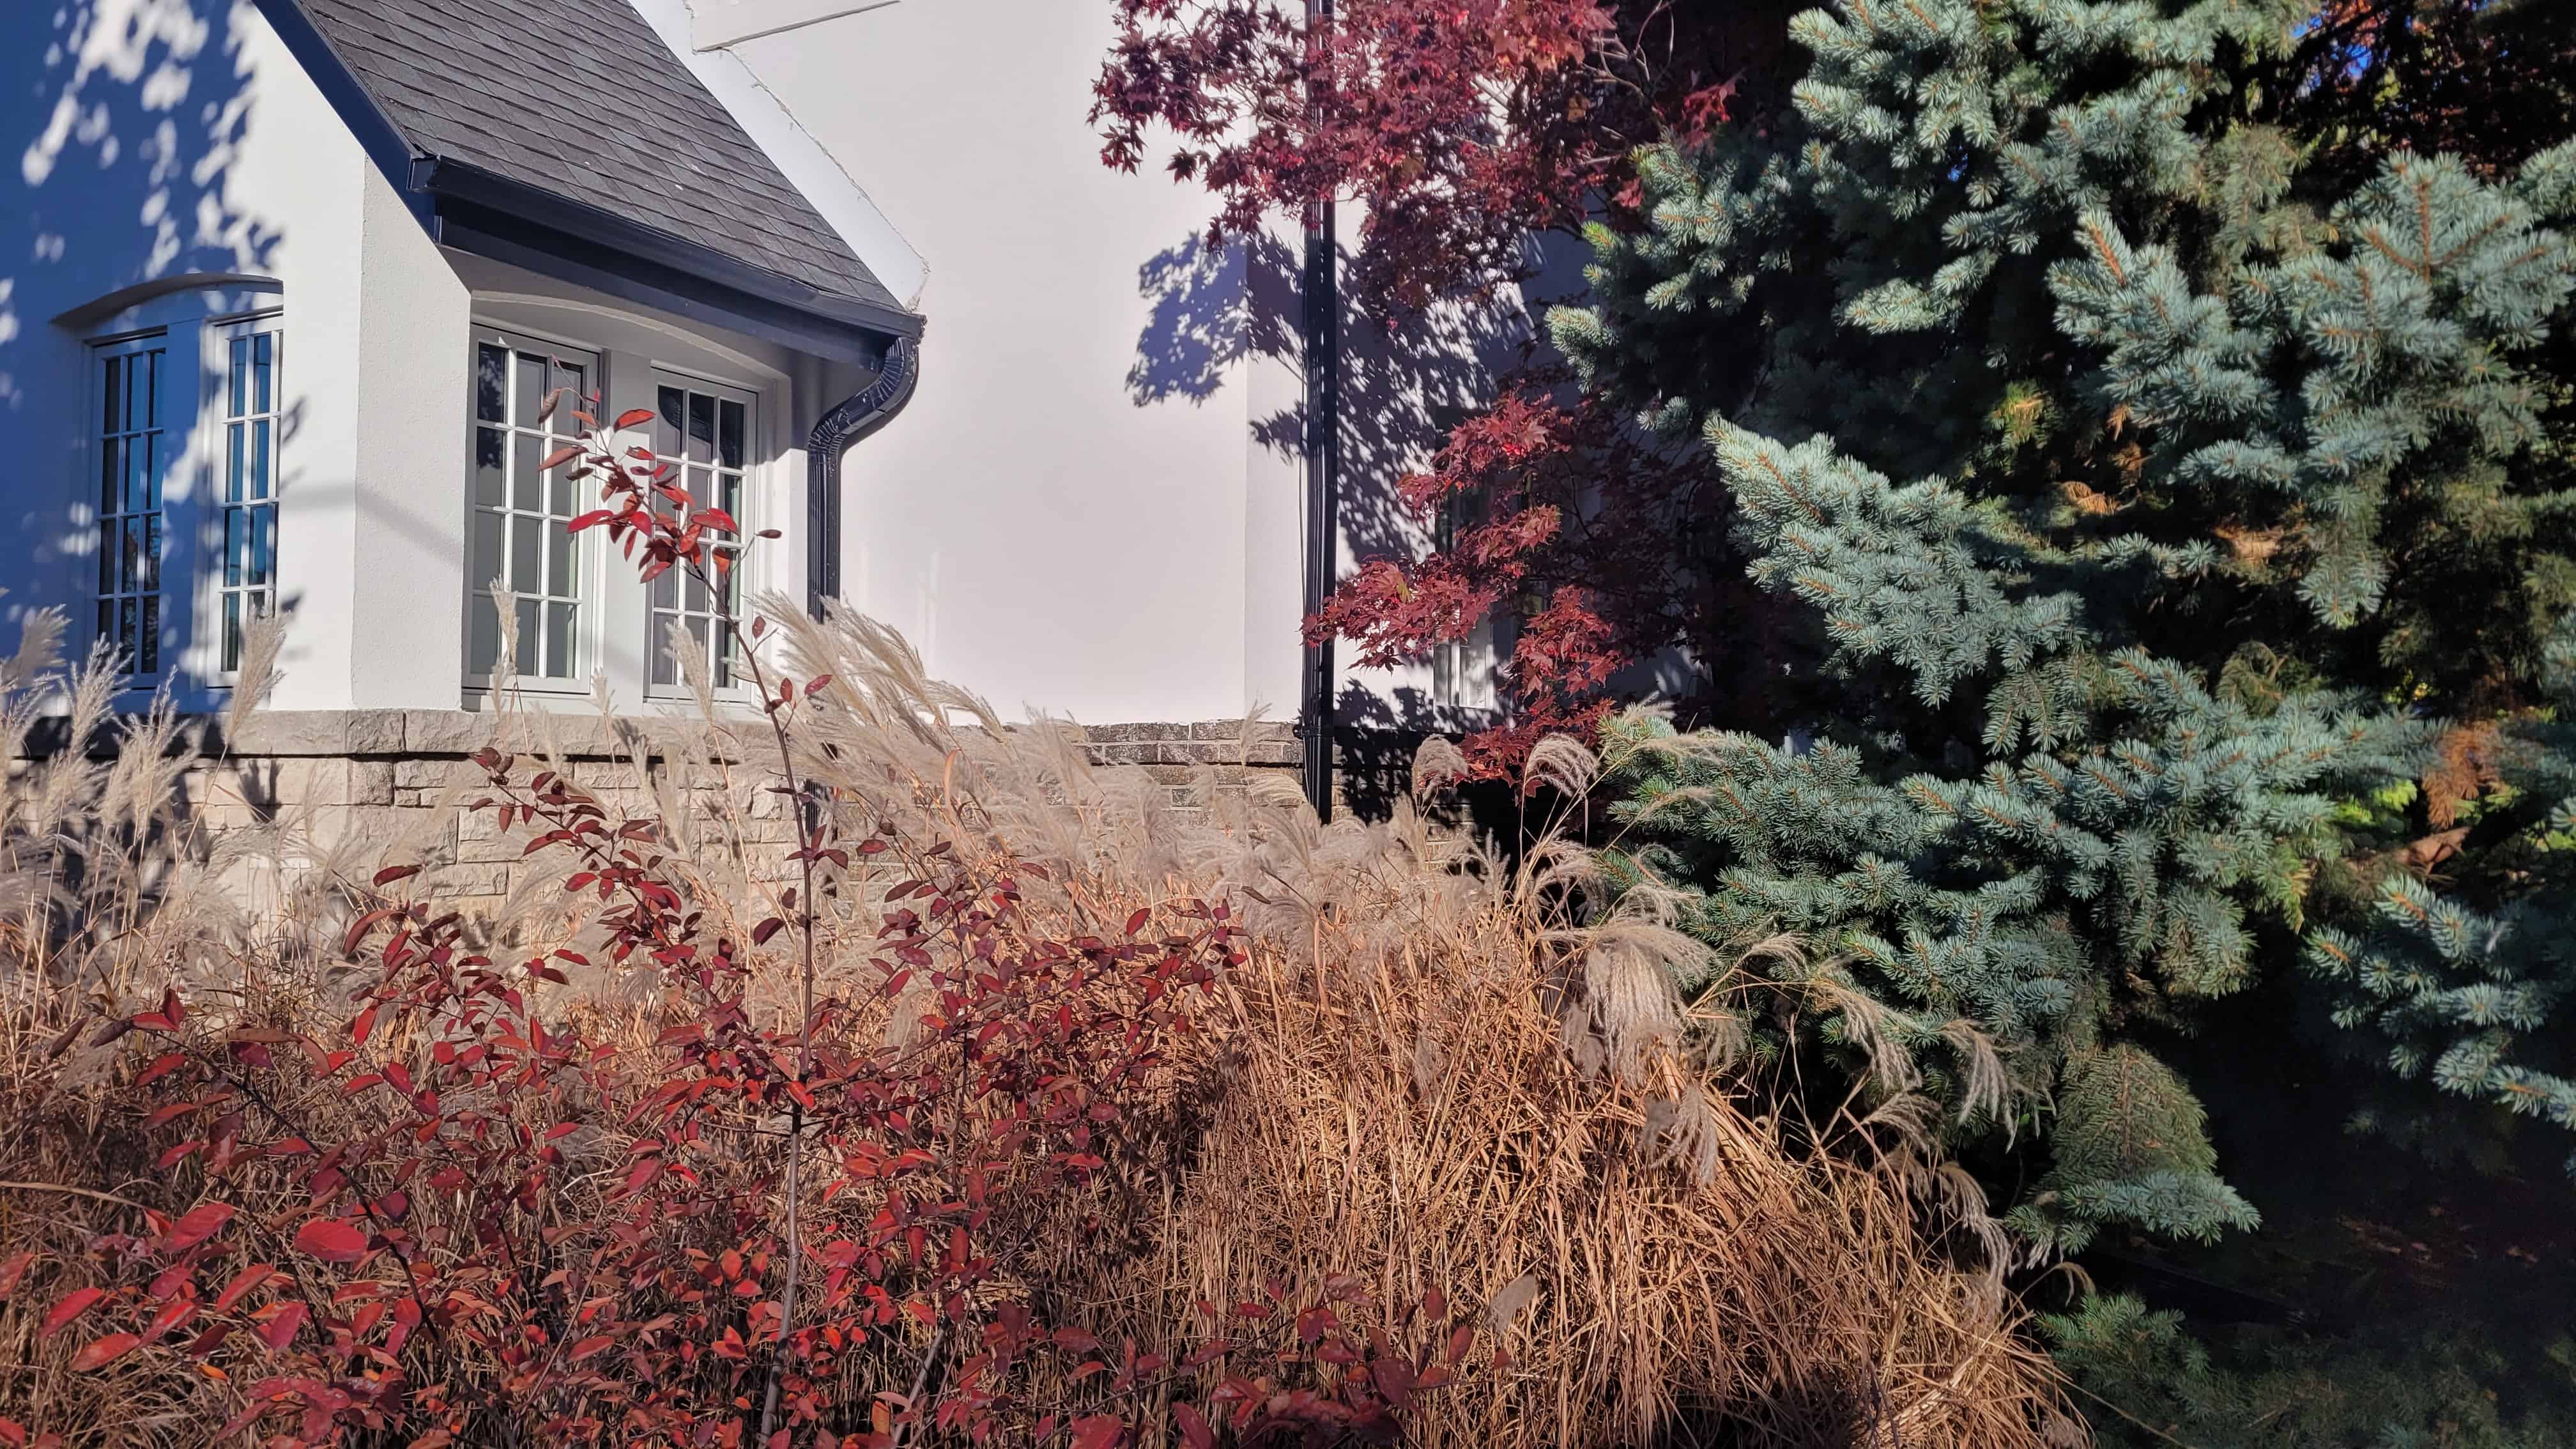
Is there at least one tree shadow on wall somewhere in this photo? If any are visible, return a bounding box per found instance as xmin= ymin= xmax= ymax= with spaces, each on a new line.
xmin=1126 ymin=226 xmax=1555 ymax=758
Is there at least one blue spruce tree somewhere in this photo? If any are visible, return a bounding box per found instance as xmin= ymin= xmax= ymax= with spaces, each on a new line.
xmin=1551 ymin=0 xmax=2576 ymax=1253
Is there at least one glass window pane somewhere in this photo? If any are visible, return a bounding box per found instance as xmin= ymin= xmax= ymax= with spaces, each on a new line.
xmin=713 ymin=620 xmax=734 ymax=689
xmin=513 ymin=433 xmax=541 ymax=512
xmin=657 ymin=386 xmax=683 ymax=458
xmin=224 ymin=594 xmax=243 ymax=673
xmin=510 ymin=514 xmax=540 ymax=594
xmin=548 ymin=524 xmax=575 ymax=601
xmin=652 ymin=568 xmax=675 ymax=608
xmin=143 ymin=514 xmax=159 ymax=590
xmin=254 ymin=332 xmax=273 ymax=413
xmin=553 ymin=362 xmax=585 ymax=420
xmin=139 ymin=349 xmax=157 ymax=430
xmin=143 ymin=432 xmax=160 ymax=510
xmin=546 ymin=602 xmax=576 ymax=679
xmin=229 ymin=337 xmax=248 ymax=418
xmin=225 ymin=510 xmax=243 ymax=587
xmin=140 ymin=596 xmax=157 ymax=673
xmin=473 ymin=510 xmax=504 ymax=586
xmin=99 ymin=437 xmax=119 ymax=512
xmin=247 ymin=509 xmax=268 ymax=587
xmin=651 ymin=622 xmax=677 ymax=687
xmin=549 ymin=456 xmax=574 ymax=516
xmin=474 ymin=429 xmax=506 ymax=505
xmin=514 ymin=351 xmax=544 ymax=427
xmin=687 ymin=392 xmax=714 ymax=465
xmin=477 ymin=344 xmax=507 ymax=423
xmin=250 ymin=419 xmax=270 ymax=500
xmin=101 ymin=355 xmax=119 ymax=433
xmin=468 ymin=588 xmax=500 ymax=675
xmin=125 ymin=433 xmax=148 ymax=513
xmin=227 ymin=424 xmax=245 ymax=504
xmin=514 ymin=597 xmax=541 ymax=675
xmin=719 ymin=399 xmax=744 ymax=468
xmin=96 ymin=521 xmax=116 ymax=594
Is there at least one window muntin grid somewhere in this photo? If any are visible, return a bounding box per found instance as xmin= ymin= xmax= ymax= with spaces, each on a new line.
xmin=648 ymin=378 xmax=751 ymax=691
xmin=217 ymin=322 xmax=282 ymax=673
xmin=468 ymin=337 xmax=595 ymax=681
xmin=93 ymin=338 xmax=166 ymax=677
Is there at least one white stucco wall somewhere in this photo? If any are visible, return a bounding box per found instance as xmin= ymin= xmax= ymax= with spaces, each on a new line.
xmin=3 ymin=0 xmax=404 ymax=713
xmin=732 ymin=0 xmax=1532 ymax=732
xmin=734 ymin=0 xmax=1268 ymax=724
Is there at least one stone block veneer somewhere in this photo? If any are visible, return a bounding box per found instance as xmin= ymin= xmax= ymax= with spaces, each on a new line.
xmin=20 ymin=710 xmax=1306 ymax=921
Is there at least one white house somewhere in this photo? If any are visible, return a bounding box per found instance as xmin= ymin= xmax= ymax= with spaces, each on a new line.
xmin=3 ymin=0 xmax=1529 ymax=841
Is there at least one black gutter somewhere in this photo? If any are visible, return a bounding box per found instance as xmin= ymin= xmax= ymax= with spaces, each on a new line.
xmin=1300 ymin=0 xmax=1342 ymax=823
xmin=807 ymin=336 xmax=921 ymax=620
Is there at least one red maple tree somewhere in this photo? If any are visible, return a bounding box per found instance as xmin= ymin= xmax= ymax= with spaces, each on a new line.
xmin=1094 ymin=0 xmax=1798 ymax=776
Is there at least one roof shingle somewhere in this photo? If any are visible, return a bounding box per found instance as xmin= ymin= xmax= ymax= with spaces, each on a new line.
xmin=291 ymin=0 xmax=903 ymax=317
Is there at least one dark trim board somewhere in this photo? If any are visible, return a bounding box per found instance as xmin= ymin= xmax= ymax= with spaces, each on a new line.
xmin=435 ymin=204 xmax=898 ymax=367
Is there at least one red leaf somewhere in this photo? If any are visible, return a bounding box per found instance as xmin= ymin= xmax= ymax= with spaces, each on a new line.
xmin=540 ymin=444 xmax=584 ymax=471
xmin=161 ymin=1202 xmax=233 ymax=1252
xmin=568 ymin=1334 xmax=614 ymax=1361
xmin=1070 ymin=1415 xmax=1126 ymax=1449
xmin=350 ymin=1006 xmax=378 ymax=1046
xmin=135 ymin=1052 xmax=187 ymax=1087
xmin=1124 ymin=908 xmax=1150 ymax=937
xmin=803 ymin=674 xmax=833 ymax=698
xmin=0 ymin=1251 xmax=34 ymax=1300
xmin=372 ymin=864 xmax=420 ymax=887
xmin=68 ymin=1333 xmax=140 ymax=1372
xmin=614 ymin=408 xmax=658 ymax=430
xmin=1445 ymin=1324 xmax=1476 ymax=1364
xmin=214 ymin=1262 xmax=273 ymax=1312
xmin=751 ymin=918 xmax=785 ymax=946
xmin=42 ymin=1289 xmax=105 ymax=1337
xmin=294 ymin=1218 xmax=368 ymax=1264
xmin=1170 ymin=1403 xmax=1215 ymax=1449
xmin=258 ymin=1301 xmax=305 ymax=1351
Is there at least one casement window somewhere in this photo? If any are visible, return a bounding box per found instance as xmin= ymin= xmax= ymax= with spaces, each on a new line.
xmin=91 ymin=334 xmax=168 ymax=675
xmin=215 ymin=319 xmax=283 ymax=673
xmin=468 ymin=334 xmax=597 ymax=683
xmin=647 ymin=374 xmax=754 ymax=691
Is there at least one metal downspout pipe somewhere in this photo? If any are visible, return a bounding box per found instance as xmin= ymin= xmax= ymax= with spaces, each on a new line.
xmin=805 ymin=335 xmax=921 ymax=620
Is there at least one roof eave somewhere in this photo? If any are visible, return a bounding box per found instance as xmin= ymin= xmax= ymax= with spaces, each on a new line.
xmin=417 ymin=158 xmax=924 ymax=362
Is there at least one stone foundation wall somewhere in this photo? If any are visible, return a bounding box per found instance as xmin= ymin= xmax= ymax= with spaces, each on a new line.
xmin=32 ymin=710 xmax=1308 ymax=921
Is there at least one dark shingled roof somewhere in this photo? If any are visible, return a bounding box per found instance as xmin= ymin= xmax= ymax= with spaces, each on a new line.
xmin=289 ymin=0 xmax=905 ymax=319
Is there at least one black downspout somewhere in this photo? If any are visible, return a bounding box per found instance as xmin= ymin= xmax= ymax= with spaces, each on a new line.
xmin=806 ymin=335 xmax=921 ymax=620
xmin=1299 ymin=0 xmax=1340 ymax=822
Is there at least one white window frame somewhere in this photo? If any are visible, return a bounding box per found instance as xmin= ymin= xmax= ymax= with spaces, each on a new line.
xmin=463 ymin=325 xmax=604 ymax=694
xmin=643 ymin=366 xmax=763 ymax=700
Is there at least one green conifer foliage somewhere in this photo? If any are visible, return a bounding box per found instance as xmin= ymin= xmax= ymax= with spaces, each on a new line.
xmin=1560 ymin=0 xmax=2576 ymax=1246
